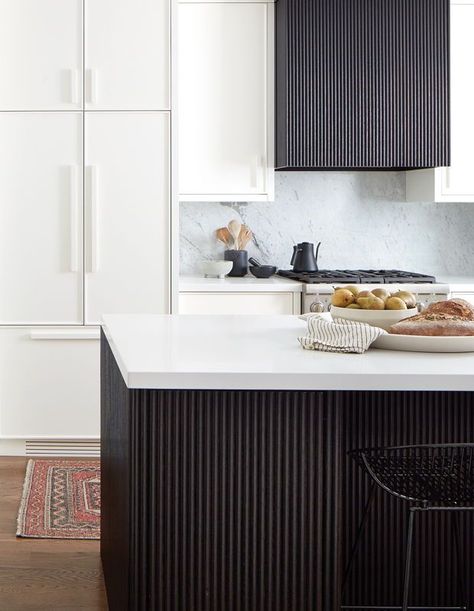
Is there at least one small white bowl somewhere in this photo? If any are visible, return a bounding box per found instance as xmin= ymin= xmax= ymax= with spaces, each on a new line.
xmin=330 ymin=305 xmax=418 ymax=331
xmin=201 ymin=260 xmax=233 ymax=279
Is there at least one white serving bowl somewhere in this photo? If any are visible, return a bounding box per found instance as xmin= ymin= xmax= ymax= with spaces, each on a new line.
xmin=330 ymin=305 xmax=418 ymax=331
xmin=201 ymin=260 xmax=233 ymax=278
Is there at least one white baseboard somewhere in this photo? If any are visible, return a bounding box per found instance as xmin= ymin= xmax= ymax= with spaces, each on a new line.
xmin=0 ymin=438 xmax=100 ymax=457
xmin=0 ymin=439 xmax=26 ymax=456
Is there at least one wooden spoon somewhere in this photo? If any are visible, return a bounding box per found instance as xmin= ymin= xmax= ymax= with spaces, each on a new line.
xmin=216 ymin=226 xmax=232 ymax=247
xmin=227 ymin=219 xmax=241 ymax=250
xmin=238 ymin=225 xmax=253 ymax=250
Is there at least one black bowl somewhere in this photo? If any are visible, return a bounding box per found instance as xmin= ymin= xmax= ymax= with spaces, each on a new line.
xmin=249 ymin=265 xmax=277 ymax=279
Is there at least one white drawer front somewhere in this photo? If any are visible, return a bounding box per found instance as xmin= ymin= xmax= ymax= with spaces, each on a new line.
xmin=179 ymin=292 xmax=296 ymax=315
xmin=0 ymin=328 xmax=99 ymax=438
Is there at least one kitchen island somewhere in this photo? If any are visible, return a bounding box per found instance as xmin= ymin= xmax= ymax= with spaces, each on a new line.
xmin=101 ymin=314 xmax=474 ymax=611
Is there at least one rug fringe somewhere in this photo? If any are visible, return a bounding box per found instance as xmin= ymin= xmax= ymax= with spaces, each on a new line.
xmin=16 ymin=459 xmax=35 ymax=537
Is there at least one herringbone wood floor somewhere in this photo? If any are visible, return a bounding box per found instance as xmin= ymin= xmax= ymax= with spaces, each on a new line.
xmin=0 ymin=457 xmax=108 ymax=610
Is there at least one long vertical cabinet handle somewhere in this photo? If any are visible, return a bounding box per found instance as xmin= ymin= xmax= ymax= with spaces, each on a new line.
xmin=445 ymin=167 xmax=451 ymax=190
xmin=86 ymin=69 xmax=97 ymax=104
xmin=260 ymin=154 xmax=267 ymax=191
xmin=69 ymin=165 xmax=80 ymax=272
xmin=250 ymin=156 xmax=259 ymax=189
xmin=250 ymin=155 xmax=266 ymax=190
xmin=69 ymin=68 xmax=80 ymax=105
xmin=86 ymin=166 xmax=99 ymax=273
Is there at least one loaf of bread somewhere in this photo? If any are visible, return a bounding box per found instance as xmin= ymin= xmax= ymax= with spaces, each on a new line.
xmin=424 ymin=298 xmax=474 ymax=320
xmin=389 ymin=299 xmax=474 ymax=336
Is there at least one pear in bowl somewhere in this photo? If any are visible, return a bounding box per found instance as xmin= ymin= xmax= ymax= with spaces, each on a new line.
xmin=331 ymin=289 xmax=355 ymax=307
xmin=386 ymin=296 xmax=408 ymax=310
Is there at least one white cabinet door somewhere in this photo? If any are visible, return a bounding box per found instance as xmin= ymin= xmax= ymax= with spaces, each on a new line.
xmin=0 ymin=0 xmax=82 ymax=110
xmin=440 ymin=2 xmax=474 ymax=198
xmin=85 ymin=112 xmax=170 ymax=324
xmin=0 ymin=113 xmax=83 ymax=324
xmin=178 ymin=2 xmax=273 ymax=200
xmin=406 ymin=1 xmax=474 ymax=203
xmin=0 ymin=328 xmax=99 ymax=438
xmin=85 ymin=0 xmax=170 ymax=110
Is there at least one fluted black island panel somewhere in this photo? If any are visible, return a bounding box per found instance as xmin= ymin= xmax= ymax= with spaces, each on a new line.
xmin=101 ymin=333 xmax=341 ymax=611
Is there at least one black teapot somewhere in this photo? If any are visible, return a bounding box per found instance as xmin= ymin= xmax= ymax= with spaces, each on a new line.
xmin=290 ymin=242 xmax=321 ymax=272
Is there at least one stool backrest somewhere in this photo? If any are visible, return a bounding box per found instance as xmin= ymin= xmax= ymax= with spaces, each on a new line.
xmin=350 ymin=444 xmax=474 ymax=505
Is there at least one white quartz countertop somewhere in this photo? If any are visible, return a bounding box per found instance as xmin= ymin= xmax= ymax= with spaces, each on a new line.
xmin=179 ymin=275 xmax=303 ymax=292
xmin=102 ymin=314 xmax=474 ymax=391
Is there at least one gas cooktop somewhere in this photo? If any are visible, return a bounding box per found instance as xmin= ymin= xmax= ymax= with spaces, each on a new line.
xmin=278 ymin=269 xmax=437 ymax=284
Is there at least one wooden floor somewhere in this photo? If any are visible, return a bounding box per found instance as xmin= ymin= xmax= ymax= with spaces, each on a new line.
xmin=0 ymin=457 xmax=108 ymax=610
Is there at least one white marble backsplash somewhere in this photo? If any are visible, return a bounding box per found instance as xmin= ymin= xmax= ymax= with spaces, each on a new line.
xmin=180 ymin=172 xmax=474 ymax=276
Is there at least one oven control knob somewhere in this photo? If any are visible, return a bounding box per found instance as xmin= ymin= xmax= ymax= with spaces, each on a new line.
xmin=310 ymin=300 xmax=325 ymax=313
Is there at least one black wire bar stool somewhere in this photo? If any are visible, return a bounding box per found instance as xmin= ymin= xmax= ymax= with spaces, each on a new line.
xmin=342 ymin=443 xmax=474 ymax=611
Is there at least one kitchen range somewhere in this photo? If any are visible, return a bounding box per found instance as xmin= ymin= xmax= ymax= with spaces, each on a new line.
xmin=274 ymin=241 xmax=450 ymax=314
xmin=281 ymin=267 xmax=448 ymax=314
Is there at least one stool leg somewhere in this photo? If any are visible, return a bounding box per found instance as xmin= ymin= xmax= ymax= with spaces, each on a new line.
xmin=452 ymin=512 xmax=468 ymax=610
xmin=402 ymin=509 xmax=416 ymax=611
xmin=341 ymin=481 xmax=377 ymax=598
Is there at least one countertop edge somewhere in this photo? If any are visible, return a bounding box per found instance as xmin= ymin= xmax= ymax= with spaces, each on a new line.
xmin=125 ymin=371 xmax=474 ymax=391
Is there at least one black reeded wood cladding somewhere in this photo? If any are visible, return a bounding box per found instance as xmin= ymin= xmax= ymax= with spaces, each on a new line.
xmin=276 ymin=0 xmax=450 ymax=169
xmin=101 ymin=333 xmax=341 ymax=611
xmin=101 ymin=334 xmax=473 ymax=611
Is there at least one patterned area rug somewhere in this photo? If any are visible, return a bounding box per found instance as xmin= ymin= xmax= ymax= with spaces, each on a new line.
xmin=17 ymin=459 xmax=100 ymax=539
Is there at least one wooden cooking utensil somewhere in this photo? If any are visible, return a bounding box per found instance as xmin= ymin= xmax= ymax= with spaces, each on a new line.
xmin=227 ymin=219 xmax=241 ymax=250
xmin=216 ymin=227 xmax=232 ymax=247
xmin=238 ymin=225 xmax=253 ymax=250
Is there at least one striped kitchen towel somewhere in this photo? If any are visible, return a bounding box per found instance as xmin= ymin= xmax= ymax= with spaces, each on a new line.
xmin=298 ymin=314 xmax=387 ymax=354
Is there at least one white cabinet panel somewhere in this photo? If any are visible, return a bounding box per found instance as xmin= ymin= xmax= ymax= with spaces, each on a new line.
xmin=406 ymin=1 xmax=474 ymax=203
xmin=179 ymin=2 xmax=273 ymax=200
xmin=0 ymin=328 xmax=99 ymax=438
xmin=440 ymin=3 xmax=474 ymax=197
xmin=0 ymin=113 xmax=83 ymax=324
xmin=85 ymin=0 xmax=170 ymax=109
xmin=179 ymin=292 xmax=298 ymax=315
xmin=85 ymin=112 xmax=170 ymax=324
xmin=0 ymin=0 xmax=82 ymax=110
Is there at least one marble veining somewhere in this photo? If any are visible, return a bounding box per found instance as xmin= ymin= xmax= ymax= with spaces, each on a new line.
xmin=180 ymin=172 xmax=474 ymax=276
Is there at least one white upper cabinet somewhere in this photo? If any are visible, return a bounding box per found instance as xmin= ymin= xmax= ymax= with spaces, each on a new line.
xmin=406 ymin=1 xmax=474 ymax=203
xmin=84 ymin=112 xmax=170 ymax=324
xmin=85 ymin=0 xmax=170 ymax=110
xmin=0 ymin=0 xmax=82 ymax=110
xmin=0 ymin=113 xmax=83 ymax=324
xmin=178 ymin=2 xmax=274 ymax=201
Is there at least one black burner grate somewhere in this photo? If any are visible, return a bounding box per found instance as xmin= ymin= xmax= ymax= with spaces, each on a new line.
xmin=278 ymin=269 xmax=436 ymax=284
